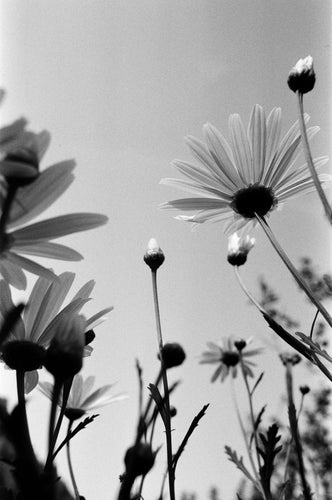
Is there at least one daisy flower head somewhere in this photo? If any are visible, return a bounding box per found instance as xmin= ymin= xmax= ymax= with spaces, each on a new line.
xmin=39 ymin=373 xmax=126 ymax=420
xmin=227 ymin=232 xmax=255 ymax=267
xmin=199 ymin=337 xmax=262 ymax=383
xmin=0 ymin=272 xmax=112 ymax=392
xmin=0 ymin=128 xmax=108 ymax=289
xmin=160 ymin=105 xmax=329 ymax=235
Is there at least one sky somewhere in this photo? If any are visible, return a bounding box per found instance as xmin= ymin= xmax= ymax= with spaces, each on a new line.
xmin=0 ymin=1 xmax=331 ymax=499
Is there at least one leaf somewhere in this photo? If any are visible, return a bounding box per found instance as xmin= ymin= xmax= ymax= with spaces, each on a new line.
xmin=224 ymin=446 xmax=257 ymax=486
xmin=249 ymin=405 xmax=266 ymax=449
xmin=52 ymin=414 xmax=99 ymax=460
xmin=295 ymin=331 xmax=332 ymax=363
xmin=250 ymin=372 xmax=264 ymax=396
xmin=148 ymin=383 xmax=166 ymax=425
xmin=257 ymin=423 xmax=282 ymax=497
xmin=172 ymin=404 xmax=209 ymax=473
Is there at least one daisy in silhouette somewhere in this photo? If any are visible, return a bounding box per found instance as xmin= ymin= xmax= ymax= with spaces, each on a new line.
xmin=0 ymin=273 xmax=112 ymax=392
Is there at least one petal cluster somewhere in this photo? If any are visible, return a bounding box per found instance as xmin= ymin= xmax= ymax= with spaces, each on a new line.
xmin=161 ymin=105 xmax=329 ymax=234
xmin=200 ymin=337 xmax=262 ymax=382
xmin=0 ymin=128 xmax=108 ymax=289
xmin=0 ymin=273 xmax=112 ymax=392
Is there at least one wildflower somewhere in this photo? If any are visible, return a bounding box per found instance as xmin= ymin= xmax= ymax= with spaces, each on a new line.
xmin=159 ymin=342 xmax=186 ymax=368
xmin=160 ymin=105 xmax=329 ymax=234
xmin=39 ymin=373 xmax=126 ymax=420
xmin=0 ymin=130 xmax=107 ymax=289
xmin=144 ymin=238 xmax=165 ymax=271
xmin=44 ymin=313 xmax=85 ymax=380
xmin=200 ymin=337 xmax=261 ymax=382
xmin=0 ymin=273 xmax=112 ymax=392
xmin=227 ymin=232 xmax=255 ymax=266
xmin=288 ymin=56 xmax=315 ymax=94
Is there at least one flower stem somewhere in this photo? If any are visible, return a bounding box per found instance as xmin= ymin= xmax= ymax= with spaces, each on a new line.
xmin=255 ymin=214 xmax=332 ymax=328
xmin=285 ymin=363 xmax=312 ymax=500
xmin=297 ymin=91 xmax=332 ymax=224
xmin=239 ymin=357 xmax=262 ymax=471
xmin=16 ymin=370 xmax=37 ymax=464
xmin=230 ymin=379 xmax=266 ymax=499
xmin=234 ymin=266 xmax=266 ymax=315
xmin=151 ymin=270 xmax=175 ymax=500
xmin=45 ymin=378 xmax=63 ymax=473
xmin=66 ymin=420 xmax=81 ymax=500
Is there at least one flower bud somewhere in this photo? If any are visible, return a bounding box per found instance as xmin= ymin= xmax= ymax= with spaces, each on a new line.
xmin=144 ymin=238 xmax=165 ymax=271
xmin=159 ymin=342 xmax=186 ymax=368
xmin=299 ymin=385 xmax=310 ymax=395
xmin=234 ymin=339 xmax=247 ymax=352
xmin=287 ymin=56 xmax=315 ymax=94
xmin=1 ymin=147 xmax=39 ymax=187
xmin=124 ymin=442 xmax=155 ymax=477
xmin=44 ymin=314 xmax=86 ymax=380
xmin=279 ymin=352 xmax=301 ymax=366
xmin=2 ymin=340 xmax=46 ymax=371
xmin=227 ymin=232 xmax=255 ymax=267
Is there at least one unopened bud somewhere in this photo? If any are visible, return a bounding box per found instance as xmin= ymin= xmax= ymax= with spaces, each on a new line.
xmin=227 ymin=233 xmax=255 ymax=267
xmin=124 ymin=442 xmax=155 ymax=477
xmin=279 ymin=352 xmax=301 ymax=366
xmin=299 ymin=385 xmax=310 ymax=395
xmin=159 ymin=342 xmax=186 ymax=368
xmin=2 ymin=340 xmax=46 ymax=371
xmin=287 ymin=56 xmax=315 ymax=94
xmin=44 ymin=314 xmax=85 ymax=380
xmin=1 ymin=147 xmax=39 ymax=187
xmin=144 ymin=238 xmax=165 ymax=271
xmin=234 ymin=339 xmax=247 ymax=352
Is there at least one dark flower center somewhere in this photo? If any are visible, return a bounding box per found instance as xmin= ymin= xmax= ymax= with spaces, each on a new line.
xmin=221 ymin=351 xmax=239 ymax=367
xmin=231 ymin=184 xmax=276 ymax=219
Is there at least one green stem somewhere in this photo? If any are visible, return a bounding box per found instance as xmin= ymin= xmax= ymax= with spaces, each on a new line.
xmin=256 ymin=214 xmax=332 ymax=328
xmin=66 ymin=420 xmax=81 ymax=500
xmin=151 ymin=270 xmax=175 ymax=500
xmin=297 ymin=91 xmax=332 ymax=224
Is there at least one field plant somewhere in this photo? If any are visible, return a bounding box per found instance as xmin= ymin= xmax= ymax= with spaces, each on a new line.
xmin=0 ymin=56 xmax=331 ymax=500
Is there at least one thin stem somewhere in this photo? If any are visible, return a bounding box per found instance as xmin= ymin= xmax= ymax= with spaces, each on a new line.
xmin=256 ymin=214 xmax=332 ymax=328
xmin=230 ymin=379 xmax=266 ymax=500
xmin=309 ymin=309 xmax=319 ymax=339
xmin=151 ymin=270 xmax=175 ymax=500
xmin=234 ymin=266 xmax=266 ymax=314
xmin=297 ymin=91 xmax=332 ymax=224
xmin=285 ymin=364 xmax=311 ymax=500
xmin=66 ymin=420 xmax=81 ymax=500
xmin=45 ymin=378 xmax=63 ymax=473
xmin=239 ymin=357 xmax=262 ymax=471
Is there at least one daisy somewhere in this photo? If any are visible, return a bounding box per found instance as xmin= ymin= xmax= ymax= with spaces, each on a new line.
xmin=0 ymin=272 xmax=112 ymax=392
xmin=160 ymin=104 xmax=329 ymax=235
xmin=200 ymin=337 xmax=262 ymax=382
xmin=0 ymin=129 xmax=108 ymax=289
xmin=39 ymin=373 xmax=126 ymax=420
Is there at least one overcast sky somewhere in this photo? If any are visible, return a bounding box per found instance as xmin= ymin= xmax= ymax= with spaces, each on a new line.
xmin=0 ymin=1 xmax=331 ymax=499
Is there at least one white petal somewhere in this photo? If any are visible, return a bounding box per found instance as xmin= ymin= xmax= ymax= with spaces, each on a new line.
xmin=5 ymin=252 xmax=58 ymax=282
xmin=161 ymin=177 xmax=232 ymax=200
xmin=11 ymin=213 xmax=108 ymax=243
xmin=0 ymin=259 xmax=27 ymax=290
xmin=13 ymin=242 xmax=83 ymax=261
xmin=160 ymin=198 xmax=229 ymax=211
xmin=247 ymin=105 xmax=266 ymax=183
xmin=228 ymin=114 xmax=252 ymax=184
